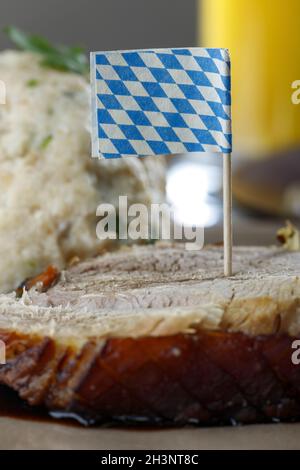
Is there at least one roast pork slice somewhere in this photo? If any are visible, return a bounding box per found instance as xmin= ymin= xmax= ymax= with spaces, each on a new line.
xmin=0 ymin=243 xmax=300 ymax=425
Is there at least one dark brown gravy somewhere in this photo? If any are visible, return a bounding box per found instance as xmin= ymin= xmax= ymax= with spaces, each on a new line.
xmin=0 ymin=385 xmax=84 ymax=427
xmin=0 ymin=385 xmax=169 ymax=430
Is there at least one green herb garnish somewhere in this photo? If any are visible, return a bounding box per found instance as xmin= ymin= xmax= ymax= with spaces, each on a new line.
xmin=4 ymin=26 xmax=88 ymax=75
xmin=40 ymin=134 xmax=53 ymax=149
xmin=26 ymin=78 xmax=39 ymax=87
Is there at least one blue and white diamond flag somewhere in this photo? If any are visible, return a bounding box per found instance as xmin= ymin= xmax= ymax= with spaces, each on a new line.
xmin=90 ymin=48 xmax=231 ymax=159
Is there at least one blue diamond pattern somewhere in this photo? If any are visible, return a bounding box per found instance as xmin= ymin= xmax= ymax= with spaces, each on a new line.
xmin=91 ymin=47 xmax=231 ymax=158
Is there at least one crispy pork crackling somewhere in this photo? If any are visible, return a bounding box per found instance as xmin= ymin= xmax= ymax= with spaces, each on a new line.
xmin=0 ymin=244 xmax=300 ymax=425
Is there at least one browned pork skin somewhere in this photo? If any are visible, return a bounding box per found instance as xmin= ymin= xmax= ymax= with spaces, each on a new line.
xmin=0 ymin=329 xmax=299 ymax=426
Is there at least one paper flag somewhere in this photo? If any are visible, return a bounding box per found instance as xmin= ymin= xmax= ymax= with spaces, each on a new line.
xmin=90 ymin=48 xmax=231 ymax=158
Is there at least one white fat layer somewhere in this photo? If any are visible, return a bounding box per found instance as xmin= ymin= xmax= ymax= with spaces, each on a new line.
xmin=0 ymin=245 xmax=299 ymax=346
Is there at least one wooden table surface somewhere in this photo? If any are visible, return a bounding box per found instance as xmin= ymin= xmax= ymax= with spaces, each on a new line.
xmin=0 ymin=416 xmax=299 ymax=450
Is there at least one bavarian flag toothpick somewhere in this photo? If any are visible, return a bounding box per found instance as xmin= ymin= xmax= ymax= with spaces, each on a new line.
xmin=90 ymin=47 xmax=232 ymax=276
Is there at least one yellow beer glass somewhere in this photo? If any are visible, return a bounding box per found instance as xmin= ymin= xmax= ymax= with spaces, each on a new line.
xmin=200 ymin=0 xmax=300 ymax=159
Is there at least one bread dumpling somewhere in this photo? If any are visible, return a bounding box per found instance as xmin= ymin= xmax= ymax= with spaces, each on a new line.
xmin=0 ymin=50 xmax=165 ymax=293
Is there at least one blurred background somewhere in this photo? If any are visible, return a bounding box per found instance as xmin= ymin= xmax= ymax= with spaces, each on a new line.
xmin=0 ymin=0 xmax=299 ymax=246
xmin=0 ymin=0 xmax=196 ymax=51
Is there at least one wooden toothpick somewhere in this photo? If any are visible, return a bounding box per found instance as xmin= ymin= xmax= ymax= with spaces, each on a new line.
xmin=223 ymin=153 xmax=232 ymax=276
